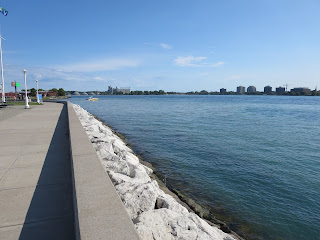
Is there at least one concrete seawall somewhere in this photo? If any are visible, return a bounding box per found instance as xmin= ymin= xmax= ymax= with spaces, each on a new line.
xmin=67 ymin=101 xmax=140 ymax=239
xmin=0 ymin=101 xmax=139 ymax=240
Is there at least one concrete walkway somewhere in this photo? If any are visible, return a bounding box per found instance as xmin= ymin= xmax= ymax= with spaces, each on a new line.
xmin=0 ymin=103 xmax=75 ymax=239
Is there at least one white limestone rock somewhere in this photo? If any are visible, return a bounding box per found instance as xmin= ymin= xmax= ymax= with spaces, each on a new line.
xmin=114 ymin=180 xmax=162 ymax=219
xmin=72 ymin=103 xmax=236 ymax=240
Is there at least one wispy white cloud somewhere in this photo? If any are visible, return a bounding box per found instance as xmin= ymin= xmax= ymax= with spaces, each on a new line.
xmin=160 ymin=43 xmax=172 ymax=49
xmin=174 ymin=56 xmax=225 ymax=68
xmin=212 ymin=61 xmax=225 ymax=67
xmin=174 ymin=56 xmax=207 ymax=67
xmin=57 ymin=58 xmax=141 ymax=72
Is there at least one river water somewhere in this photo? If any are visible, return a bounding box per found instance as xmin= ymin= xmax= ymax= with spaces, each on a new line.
xmin=69 ymin=95 xmax=320 ymax=240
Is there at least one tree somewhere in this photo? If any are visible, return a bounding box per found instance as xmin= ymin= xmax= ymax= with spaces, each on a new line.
xmin=30 ymin=88 xmax=36 ymax=97
xmin=50 ymin=88 xmax=58 ymax=92
xmin=58 ymin=88 xmax=65 ymax=96
xmin=199 ymin=90 xmax=208 ymax=95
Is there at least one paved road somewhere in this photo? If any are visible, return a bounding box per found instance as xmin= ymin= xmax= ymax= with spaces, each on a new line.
xmin=0 ymin=102 xmax=75 ymax=240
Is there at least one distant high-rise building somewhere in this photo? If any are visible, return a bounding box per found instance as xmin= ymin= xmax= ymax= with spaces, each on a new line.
xmin=220 ymin=88 xmax=227 ymax=94
xmin=119 ymin=87 xmax=130 ymax=94
xmin=237 ymin=86 xmax=245 ymax=94
xmin=108 ymin=86 xmax=130 ymax=94
xmin=276 ymin=87 xmax=285 ymax=94
xmin=108 ymin=86 xmax=113 ymax=94
xmin=247 ymin=86 xmax=256 ymax=93
xmin=290 ymin=88 xmax=311 ymax=95
xmin=264 ymin=86 xmax=272 ymax=94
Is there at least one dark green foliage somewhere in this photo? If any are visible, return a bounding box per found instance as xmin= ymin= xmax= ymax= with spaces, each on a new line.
xmin=29 ymin=88 xmax=37 ymax=97
xmin=58 ymin=88 xmax=65 ymax=96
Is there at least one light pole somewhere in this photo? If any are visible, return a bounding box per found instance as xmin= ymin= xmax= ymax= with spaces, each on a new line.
xmin=36 ymin=80 xmax=40 ymax=104
xmin=23 ymin=69 xmax=29 ymax=109
xmin=0 ymin=32 xmax=5 ymax=102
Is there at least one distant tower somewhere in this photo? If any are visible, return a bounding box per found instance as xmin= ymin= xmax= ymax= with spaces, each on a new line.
xmin=220 ymin=88 xmax=227 ymax=94
xmin=247 ymin=86 xmax=256 ymax=93
xmin=108 ymin=86 xmax=113 ymax=94
xmin=237 ymin=86 xmax=245 ymax=94
xmin=264 ymin=86 xmax=272 ymax=94
xmin=276 ymin=87 xmax=285 ymax=94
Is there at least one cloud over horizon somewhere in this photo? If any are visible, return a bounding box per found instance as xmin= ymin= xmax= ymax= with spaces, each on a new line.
xmin=57 ymin=58 xmax=141 ymax=72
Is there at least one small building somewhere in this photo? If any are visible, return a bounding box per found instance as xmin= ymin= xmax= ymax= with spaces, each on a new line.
xmin=264 ymin=86 xmax=272 ymax=94
xmin=0 ymin=92 xmax=16 ymax=97
xmin=73 ymin=91 xmax=80 ymax=95
xmin=247 ymin=86 xmax=256 ymax=93
xmin=220 ymin=88 xmax=227 ymax=94
xmin=45 ymin=91 xmax=58 ymax=97
xmin=237 ymin=86 xmax=245 ymax=94
xmin=276 ymin=87 xmax=285 ymax=94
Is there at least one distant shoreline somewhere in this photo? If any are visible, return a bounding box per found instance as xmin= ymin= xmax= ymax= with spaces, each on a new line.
xmin=69 ymin=93 xmax=320 ymax=97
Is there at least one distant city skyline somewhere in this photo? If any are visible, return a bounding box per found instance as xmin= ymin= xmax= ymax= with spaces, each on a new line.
xmin=0 ymin=1 xmax=319 ymax=92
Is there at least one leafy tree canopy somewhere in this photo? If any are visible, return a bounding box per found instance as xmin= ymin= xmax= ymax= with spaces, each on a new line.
xmin=58 ymin=88 xmax=66 ymax=96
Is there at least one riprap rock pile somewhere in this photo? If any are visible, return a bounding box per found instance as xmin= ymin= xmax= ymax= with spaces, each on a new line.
xmin=72 ymin=104 xmax=235 ymax=240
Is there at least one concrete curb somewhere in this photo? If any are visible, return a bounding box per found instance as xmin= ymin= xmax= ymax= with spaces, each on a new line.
xmin=66 ymin=101 xmax=140 ymax=240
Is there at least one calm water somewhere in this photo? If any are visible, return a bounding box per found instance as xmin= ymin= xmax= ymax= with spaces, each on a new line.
xmin=69 ymin=95 xmax=320 ymax=240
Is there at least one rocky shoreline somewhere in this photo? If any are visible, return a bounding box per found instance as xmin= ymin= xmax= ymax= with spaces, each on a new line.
xmin=72 ymin=103 xmax=240 ymax=240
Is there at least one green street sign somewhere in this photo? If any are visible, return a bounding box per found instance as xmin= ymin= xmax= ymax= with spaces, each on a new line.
xmin=16 ymin=82 xmax=20 ymax=87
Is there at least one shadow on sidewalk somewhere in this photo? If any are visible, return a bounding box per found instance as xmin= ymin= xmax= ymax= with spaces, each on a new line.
xmin=19 ymin=103 xmax=75 ymax=240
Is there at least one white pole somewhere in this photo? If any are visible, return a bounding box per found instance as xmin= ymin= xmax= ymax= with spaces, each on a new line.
xmin=0 ymin=34 xmax=5 ymax=102
xmin=36 ymin=80 xmax=39 ymax=104
xmin=24 ymin=69 xmax=29 ymax=109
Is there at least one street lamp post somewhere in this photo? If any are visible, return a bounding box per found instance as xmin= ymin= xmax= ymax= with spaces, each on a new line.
xmin=23 ymin=69 xmax=29 ymax=109
xmin=0 ymin=32 xmax=5 ymax=103
xmin=36 ymin=80 xmax=39 ymax=104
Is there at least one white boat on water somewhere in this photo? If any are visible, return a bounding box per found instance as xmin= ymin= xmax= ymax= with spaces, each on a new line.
xmin=86 ymin=96 xmax=99 ymax=101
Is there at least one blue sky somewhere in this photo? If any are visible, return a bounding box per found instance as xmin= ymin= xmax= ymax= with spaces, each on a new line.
xmin=1 ymin=0 xmax=319 ymax=92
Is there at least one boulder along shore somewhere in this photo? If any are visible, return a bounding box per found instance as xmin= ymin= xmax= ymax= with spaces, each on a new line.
xmin=72 ymin=103 xmax=239 ymax=240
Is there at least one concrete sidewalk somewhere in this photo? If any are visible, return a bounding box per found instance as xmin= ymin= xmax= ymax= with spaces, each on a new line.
xmin=0 ymin=102 xmax=75 ymax=239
